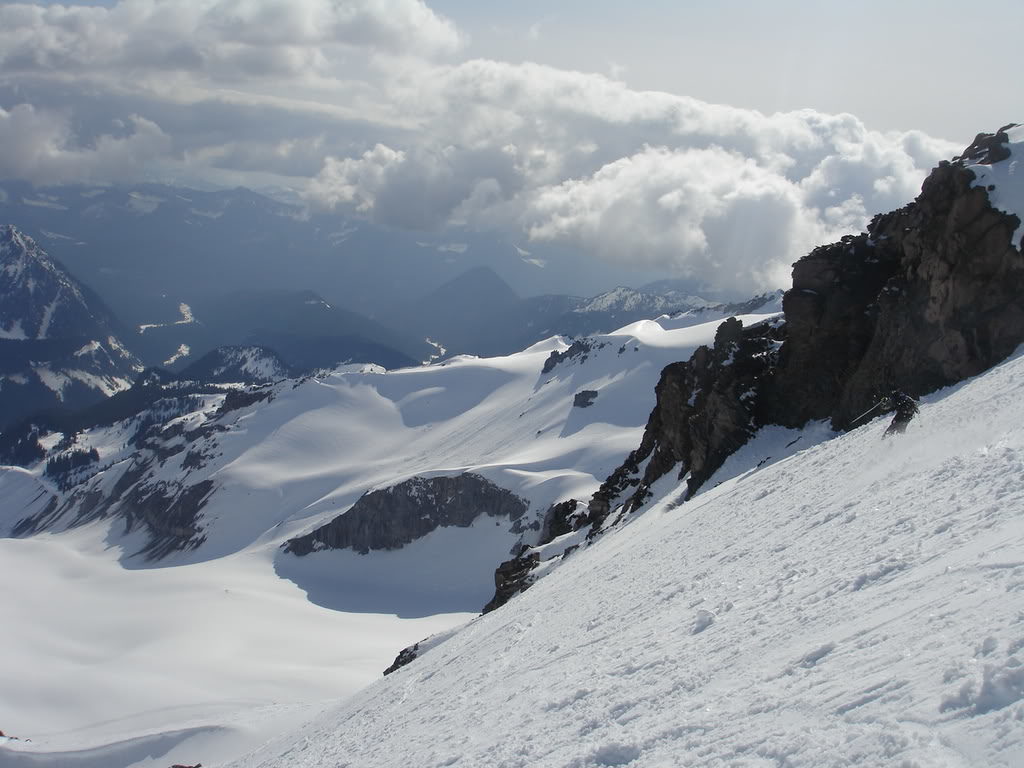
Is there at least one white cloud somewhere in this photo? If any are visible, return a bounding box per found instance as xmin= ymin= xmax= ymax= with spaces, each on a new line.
xmin=305 ymin=59 xmax=960 ymax=292
xmin=0 ymin=103 xmax=171 ymax=186
xmin=0 ymin=0 xmax=461 ymax=81
xmin=306 ymin=143 xmax=406 ymax=212
xmin=524 ymin=146 xmax=812 ymax=294
xmin=0 ymin=4 xmax=968 ymax=293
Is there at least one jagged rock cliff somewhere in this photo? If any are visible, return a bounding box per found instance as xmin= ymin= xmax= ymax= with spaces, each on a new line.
xmin=769 ymin=124 xmax=1024 ymax=428
xmin=598 ymin=124 xmax=1024 ymax=522
xmin=482 ymin=124 xmax=1024 ymax=616
xmin=587 ymin=315 xmax=784 ymax=527
xmin=284 ymin=473 xmax=530 ymax=556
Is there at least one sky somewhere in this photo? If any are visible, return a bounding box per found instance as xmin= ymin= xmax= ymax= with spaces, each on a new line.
xmin=0 ymin=0 xmax=1020 ymax=294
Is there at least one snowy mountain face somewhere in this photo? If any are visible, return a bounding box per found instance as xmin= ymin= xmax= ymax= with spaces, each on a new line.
xmin=0 ymin=225 xmax=140 ymax=428
xmin=2 ymin=126 xmax=1024 ymax=768
xmin=0 ymin=224 xmax=123 ymax=342
xmin=572 ymin=285 xmax=714 ymax=315
xmin=0 ymin=304 xmax=781 ymax=766
xmin=399 ymin=269 xmax=780 ymax=358
xmin=178 ymin=345 xmax=292 ymax=384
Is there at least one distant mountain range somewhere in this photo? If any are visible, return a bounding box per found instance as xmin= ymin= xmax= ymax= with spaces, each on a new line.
xmin=396 ymin=265 xmax=782 ymax=357
xmin=0 ymin=180 xmax=676 ymax=330
xmin=0 ymin=225 xmax=428 ymax=430
xmin=0 ymin=180 xmax=739 ymax=364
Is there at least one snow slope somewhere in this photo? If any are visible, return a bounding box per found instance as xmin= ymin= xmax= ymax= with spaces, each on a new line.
xmin=0 ymin=308 xmax=778 ymax=767
xmin=224 ymin=347 xmax=1024 ymax=768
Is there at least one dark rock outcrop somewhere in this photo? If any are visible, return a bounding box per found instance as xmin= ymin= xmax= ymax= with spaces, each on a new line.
xmin=573 ymin=390 xmax=598 ymax=408
xmin=483 ymin=498 xmax=589 ymax=613
xmin=483 ymin=126 xmax=1024 ymax=610
xmin=383 ymin=643 xmax=420 ymax=675
xmin=768 ymin=125 xmax=1024 ymax=429
xmin=542 ymin=339 xmax=606 ymax=374
xmin=284 ymin=473 xmax=529 ymax=556
xmin=594 ymin=125 xmax=1024 ymax=528
xmin=483 ymin=551 xmax=540 ymax=613
xmin=587 ymin=315 xmax=784 ymax=530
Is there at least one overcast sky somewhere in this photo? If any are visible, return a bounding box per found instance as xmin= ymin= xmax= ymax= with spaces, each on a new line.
xmin=1 ymin=0 xmax=1020 ymax=294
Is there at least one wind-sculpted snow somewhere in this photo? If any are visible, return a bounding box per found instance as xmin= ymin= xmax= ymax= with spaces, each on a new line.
xmin=227 ymin=347 xmax=1024 ymax=768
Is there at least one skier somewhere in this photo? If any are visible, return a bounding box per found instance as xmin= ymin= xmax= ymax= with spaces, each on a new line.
xmin=880 ymin=389 xmax=919 ymax=436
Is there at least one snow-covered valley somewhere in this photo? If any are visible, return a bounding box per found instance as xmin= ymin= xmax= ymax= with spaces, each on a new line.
xmin=0 ymin=303 xmax=782 ymax=766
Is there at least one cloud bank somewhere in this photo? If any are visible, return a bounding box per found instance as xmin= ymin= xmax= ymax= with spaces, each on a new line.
xmin=0 ymin=104 xmax=171 ymax=186
xmin=0 ymin=1 xmax=963 ymax=293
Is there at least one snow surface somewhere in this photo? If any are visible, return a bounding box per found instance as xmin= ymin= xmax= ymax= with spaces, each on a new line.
xmin=164 ymin=342 xmax=191 ymax=366
xmin=967 ymin=124 xmax=1024 ymax=250
xmin=3 ymin=309 xmax=1023 ymax=767
xmin=138 ymin=302 xmax=196 ymax=334
xmin=0 ymin=318 xmax=27 ymax=339
xmin=227 ymin=348 xmax=1024 ymax=768
xmin=0 ymin=310 xmax=776 ymax=766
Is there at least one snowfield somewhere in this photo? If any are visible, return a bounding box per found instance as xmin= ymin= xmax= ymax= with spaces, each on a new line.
xmin=0 ymin=308 xmax=775 ymax=766
xmin=228 ymin=348 xmax=1024 ymax=768
xmin=2 ymin=314 xmax=1022 ymax=766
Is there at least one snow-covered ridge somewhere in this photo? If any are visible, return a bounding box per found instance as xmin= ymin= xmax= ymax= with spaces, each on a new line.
xmin=572 ymin=285 xmax=722 ymax=315
xmin=3 ymin=308 xmax=782 ymax=566
xmin=3 ymin=127 xmax=1024 ymax=767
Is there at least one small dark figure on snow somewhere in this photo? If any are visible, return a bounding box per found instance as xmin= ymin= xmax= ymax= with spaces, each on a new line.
xmin=880 ymin=390 xmax=919 ymax=436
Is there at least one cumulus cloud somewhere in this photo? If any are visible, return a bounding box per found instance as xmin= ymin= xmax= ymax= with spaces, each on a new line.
xmin=0 ymin=0 xmax=461 ymax=80
xmin=305 ymin=59 xmax=960 ymax=291
xmin=0 ymin=103 xmax=171 ymax=186
xmin=307 ymin=142 xmax=523 ymax=230
xmin=0 ymin=2 xmax=967 ymax=293
xmin=524 ymin=147 xmax=812 ymax=293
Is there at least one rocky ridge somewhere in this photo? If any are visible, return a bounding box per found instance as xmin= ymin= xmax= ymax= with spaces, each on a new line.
xmin=481 ymin=124 xmax=1024 ymax=615
xmin=2 ymin=370 xmax=277 ymax=560
xmin=283 ymin=473 xmax=530 ymax=556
